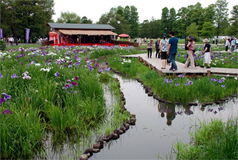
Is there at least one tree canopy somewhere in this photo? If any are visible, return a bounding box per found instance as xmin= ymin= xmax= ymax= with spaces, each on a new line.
xmin=56 ymin=11 xmax=81 ymax=23
xmin=0 ymin=0 xmax=236 ymax=41
xmin=0 ymin=0 xmax=54 ymax=40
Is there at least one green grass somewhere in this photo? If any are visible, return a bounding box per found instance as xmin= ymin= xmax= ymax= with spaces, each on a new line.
xmin=175 ymin=118 xmax=238 ymax=159
xmin=109 ymin=55 xmax=238 ymax=103
xmin=0 ymin=45 xmax=136 ymax=158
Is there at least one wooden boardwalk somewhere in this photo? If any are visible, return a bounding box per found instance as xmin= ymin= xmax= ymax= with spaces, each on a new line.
xmin=122 ymin=53 xmax=238 ymax=77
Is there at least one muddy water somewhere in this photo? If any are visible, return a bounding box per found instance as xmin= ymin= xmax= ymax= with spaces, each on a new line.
xmin=91 ymin=74 xmax=238 ymax=160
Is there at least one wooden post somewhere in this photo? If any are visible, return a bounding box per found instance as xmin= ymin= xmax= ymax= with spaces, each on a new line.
xmin=143 ymin=60 xmax=147 ymax=65
xmin=207 ymin=70 xmax=211 ymax=77
xmin=158 ymin=70 xmax=163 ymax=77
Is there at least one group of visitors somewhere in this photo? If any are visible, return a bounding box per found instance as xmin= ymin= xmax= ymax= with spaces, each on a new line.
xmin=224 ymin=37 xmax=237 ymax=52
xmin=146 ymin=31 xmax=216 ymax=71
xmin=147 ymin=31 xmax=178 ymax=71
xmin=3 ymin=36 xmax=15 ymax=46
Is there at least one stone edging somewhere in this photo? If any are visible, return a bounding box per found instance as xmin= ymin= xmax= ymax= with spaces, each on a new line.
xmin=80 ymin=77 xmax=136 ymax=160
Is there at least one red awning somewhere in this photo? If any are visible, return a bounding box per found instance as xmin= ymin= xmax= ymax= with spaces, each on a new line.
xmin=58 ymin=30 xmax=117 ymax=36
xmin=49 ymin=31 xmax=58 ymax=36
xmin=118 ymin=33 xmax=130 ymax=38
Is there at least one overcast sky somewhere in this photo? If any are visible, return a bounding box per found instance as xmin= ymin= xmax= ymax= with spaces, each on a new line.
xmin=52 ymin=0 xmax=236 ymax=23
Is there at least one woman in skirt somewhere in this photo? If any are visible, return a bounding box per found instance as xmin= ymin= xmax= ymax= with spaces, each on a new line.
xmin=200 ymin=38 xmax=212 ymax=69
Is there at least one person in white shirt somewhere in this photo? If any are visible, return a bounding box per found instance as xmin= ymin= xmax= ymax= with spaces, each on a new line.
xmin=224 ymin=38 xmax=229 ymax=51
xmin=230 ymin=38 xmax=236 ymax=52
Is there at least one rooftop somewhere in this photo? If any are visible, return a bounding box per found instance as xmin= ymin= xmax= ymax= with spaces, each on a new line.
xmin=48 ymin=23 xmax=115 ymax=30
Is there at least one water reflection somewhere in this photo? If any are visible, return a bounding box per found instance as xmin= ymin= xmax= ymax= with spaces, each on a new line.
xmin=91 ymin=74 xmax=238 ymax=160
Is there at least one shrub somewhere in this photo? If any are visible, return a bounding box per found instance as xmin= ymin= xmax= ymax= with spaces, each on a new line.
xmin=0 ymin=39 xmax=6 ymax=51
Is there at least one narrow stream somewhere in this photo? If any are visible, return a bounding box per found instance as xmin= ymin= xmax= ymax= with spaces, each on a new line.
xmin=91 ymin=74 xmax=238 ymax=160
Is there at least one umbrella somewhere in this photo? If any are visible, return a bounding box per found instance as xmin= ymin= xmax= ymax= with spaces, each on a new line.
xmin=118 ymin=33 xmax=130 ymax=38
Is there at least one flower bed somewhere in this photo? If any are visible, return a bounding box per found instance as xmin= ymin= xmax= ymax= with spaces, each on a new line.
xmin=108 ymin=55 xmax=238 ymax=103
xmin=176 ymin=45 xmax=238 ymax=68
xmin=0 ymin=45 xmax=137 ymax=159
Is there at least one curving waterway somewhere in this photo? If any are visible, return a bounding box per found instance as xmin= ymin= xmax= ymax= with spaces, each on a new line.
xmin=91 ymin=74 xmax=238 ymax=160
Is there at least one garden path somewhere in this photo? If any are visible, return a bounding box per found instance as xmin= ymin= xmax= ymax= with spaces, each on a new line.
xmin=122 ymin=53 xmax=238 ymax=76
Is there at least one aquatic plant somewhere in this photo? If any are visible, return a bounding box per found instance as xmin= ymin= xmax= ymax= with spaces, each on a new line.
xmin=108 ymin=56 xmax=238 ymax=103
xmin=175 ymin=118 xmax=238 ymax=159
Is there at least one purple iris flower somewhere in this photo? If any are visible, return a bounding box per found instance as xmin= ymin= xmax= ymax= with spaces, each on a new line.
xmin=0 ymin=98 xmax=6 ymax=105
xmin=211 ymin=77 xmax=216 ymax=82
xmin=0 ymin=73 xmax=3 ymax=78
xmin=71 ymin=82 xmax=78 ymax=86
xmin=94 ymin=63 xmax=99 ymax=68
xmin=2 ymin=109 xmax=12 ymax=115
xmin=98 ymin=68 xmax=103 ymax=72
xmin=2 ymin=93 xmax=11 ymax=100
xmin=74 ymin=76 xmax=80 ymax=81
xmin=185 ymin=80 xmax=193 ymax=86
xmin=104 ymin=67 xmax=111 ymax=71
xmin=87 ymin=65 xmax=94 ymax=71
xmin=178 ymin=74 xmax=184 ymax=78
xmin=222 ymin=85 xmax=225 ymax=88
xmin=11 ymin=73 xmax=18 ymax=78
xmin=169 ymin=79 xmax=173 ymax=83
xmin=164 ymin=78 xmax=168 ymax=83
xmin=175 ymin=83 xmax=180 ymax=86
xmin=54 ymin=72 xmax=59 ymax=77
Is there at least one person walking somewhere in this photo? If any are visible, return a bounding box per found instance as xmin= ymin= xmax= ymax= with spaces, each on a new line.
xmin=184 ymin=36 xmax=196 ymax=68
xmin=200 ymin=38 xmax=212 ymax=69
xmin=155 ymin=38 xmax=161 ymax=58
xmin=160 ymin=34 xmax=168 ymax=69
xmin=225 ymin=38 xmax=229 ymax=51
xmin=147 ymin=39 xmax=153 ymax=58
xmin=230 ymin=38 xmax=236 ymax=52
xmin=9 ymin=36 xmax=14 ymax=46
xmin=167 ymin=31 xmax=178 ymax=71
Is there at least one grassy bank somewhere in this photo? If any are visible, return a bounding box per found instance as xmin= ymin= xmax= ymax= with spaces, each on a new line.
xmin=108 ymin=55 xmax=238 ymax=103
xmin=175 ymin=118 xmax=238 ymax=159
xmin=0 ymin=45 xmax=135 ymax=158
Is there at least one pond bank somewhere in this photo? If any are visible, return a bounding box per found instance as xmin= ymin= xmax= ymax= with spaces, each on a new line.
xmin=91 ymin=74 xmax=238 ymax=159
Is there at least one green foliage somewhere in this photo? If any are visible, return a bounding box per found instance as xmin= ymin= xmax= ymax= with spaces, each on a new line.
xmin=0 ymin=39 xmax=6 ymax=51
xmin=176 ymin=118 xmax=238 ymax=159
xmin=81 ymin=16 xmax=92 ymax=24
xmin=0 ymin=45 xmax=137 ymax=158
xmin=0 ymin=0 xmax=54 ymax=39
xmin=99 ymin=73 xmax=111 ymax=83
xmin=187 ymin=23 xmax=199 ymax=38
xmin=97 ymin=6 xmax=139 ymax=37
xmin=0 ymin=107 xmax=44 ymax=159
xmin=226 ymin=5 xmax=238 ymax=36
xmin=109 ymin=55 xmax=238 ymax=103
xmin=214 ymin=0 xmax=229 ymax=36
xmin=57 ymin=11 xmax=81 ymax=23
xmin=200 ymin=22 xmax=215 ymax=38
xmin=176 ymin=45 xmax=238 ymax=68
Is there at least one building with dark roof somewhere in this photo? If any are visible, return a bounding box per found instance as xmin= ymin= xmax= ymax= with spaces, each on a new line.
xmin=47 ymin=23 xmax=117 ymax=45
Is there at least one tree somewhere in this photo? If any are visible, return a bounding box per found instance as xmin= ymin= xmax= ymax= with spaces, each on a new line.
xmin=203 ymin=4 xmax=216 ymax=24
xmin=187 ymin=23 xmax=199 ymax=38
xmin=230 ymin=5 xmax=238 ymax=21
xmin=0 ymin=0 xmax=54 ymax=40
xmin=56 ymin=11 xmax=80 ymax=23
xmin=161 ymin=7 xmax=169 ymax=35
xmin=129 ymin=6 xmax=139 ymax=38
xmin=81 ymin=16 xmax=92 ymax=24
xmin=214 ymin=0 xmax=229 ymax=36
xmin=168 ymin=8 xmax=177 ymax=32
xmin=200 ymin=22 xmax=215 ymax=38
xmin=225 ymin=5 xmax=238 ymax=36
xmin=97 ymin=6 xmax=138 ymax=37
